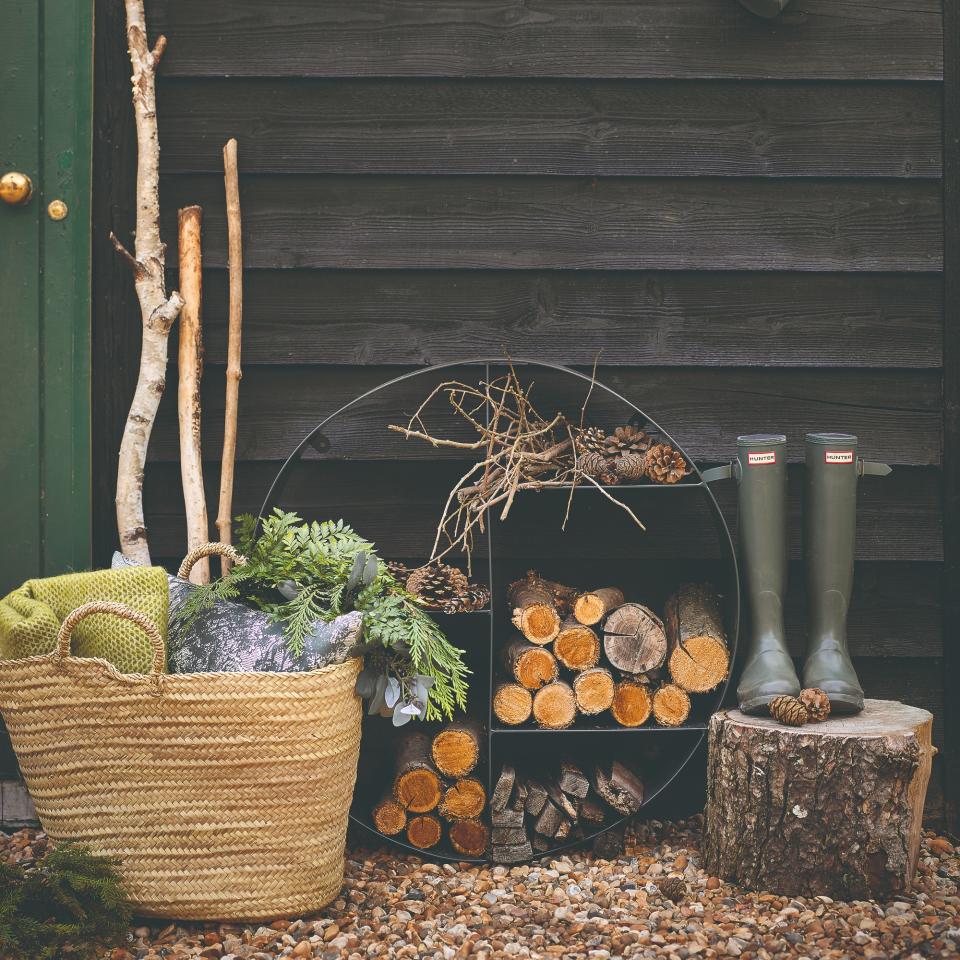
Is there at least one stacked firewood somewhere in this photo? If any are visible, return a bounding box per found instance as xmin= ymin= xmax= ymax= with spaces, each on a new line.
xmin=494 ymin=573 xmax=728 ymax=728
xmin=490 ymin=759 xmax=644 ymax=862
xmin=372 ymin=721 xmax=491 ymax=856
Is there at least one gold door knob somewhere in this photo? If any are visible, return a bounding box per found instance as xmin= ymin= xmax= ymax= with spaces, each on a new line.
xmin=0 ymin=172 xmax=33 ymax=206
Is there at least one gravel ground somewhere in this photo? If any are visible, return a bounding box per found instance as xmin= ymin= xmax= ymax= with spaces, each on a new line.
xmin=4 ymin=818 xmax=960 ymax=959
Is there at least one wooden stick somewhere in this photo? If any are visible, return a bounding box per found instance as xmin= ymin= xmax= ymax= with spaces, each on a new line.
xmin=216 ymin=137 xmax=243 ymax=574
xmin=611 ymin=679 xmax=653 ymax=727
xmin=438 ymin=777 xmax=487 ymax=821
xmin=493 ymin=682 xmax=533 ymax=726
xmin=573 ymin=667 xmax=615 ymax=715
xmin=665 ymin=583 xmax=730 ymax=693
xmin=503 ymin=637 xmax=559 ymax=689
xmin=508 ymin=571 xmax=562 ymax=644
xmin=407 ymin=814 xmax=442 ymax=850
xmin=553 ymin=618 xmax=601 ymax=670
xmin=574 ymin=588 xmax=625 ymax=626
xmin=532 ymin=681 xmax=577 ymax=729
xmin=652 ymin=683 xmax=692 ymax=727
xmin=372 ymin=793 xmax=407 ymax=836
xmin=114 ymin=1 xmax=184 ymax=563
xmin=176 ymin=205 xmax=209 ymax=584
xmin=431 ymin=719 xmax=483 ymax=778
xmin=393 ymin=732 xmax=443 ymax=813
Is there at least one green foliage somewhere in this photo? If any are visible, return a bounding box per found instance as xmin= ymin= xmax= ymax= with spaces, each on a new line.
xmin=176 ymin=510 xmax=469 ymax=720
xmin=0 ymin=843 xmax=131 ymax=960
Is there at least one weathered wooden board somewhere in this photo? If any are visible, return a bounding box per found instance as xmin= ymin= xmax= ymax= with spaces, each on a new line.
xmin=188 ymin=269 xmax=943 ymax=369
xmin=145 ymin=366 xmax=942 ymax=465
xmin=149 ymin=0 xmax=942 ymax=81
xmin=158 ymin=176 xmax=943 ymax=272
xmin=158 ymin=79 xmax=942 ymax=178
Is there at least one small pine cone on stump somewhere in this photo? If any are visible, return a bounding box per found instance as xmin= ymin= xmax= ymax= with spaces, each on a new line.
xmin=658 ymin=876 xmax=687 ymax=903
xmin=613 ymin=452 xmax=647 ymax=481
xmin=769 ymin=694 xmax=808 ymax=727
xmin=800 ymin=687 xmax=831 ymax=722
xmin=644 ymin=443 xmax=689 ymax=484
xmin=406 ymin=562 xmax=469 ymax=607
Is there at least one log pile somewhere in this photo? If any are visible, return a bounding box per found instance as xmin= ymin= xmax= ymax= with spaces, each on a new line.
xmin=489 ymin=759 xmax=644 ymax=862
xmin=375 ymin=723 xmax=491 ymax=856
xmin=494 ymin=575 xmax=728 ymax=728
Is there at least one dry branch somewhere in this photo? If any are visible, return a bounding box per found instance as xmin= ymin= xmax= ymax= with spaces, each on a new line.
xmin=216 ymin=138 xmax=243 ymax=573
xmin=177 ymin=205 xmax=209 ymax=584
xmin=114 ymin=0 xmax=184 ymax=563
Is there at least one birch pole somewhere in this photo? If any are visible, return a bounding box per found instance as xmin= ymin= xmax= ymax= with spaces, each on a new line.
xmin=111 ymin=0 xmax=184 ymax=564
xmin=216 ymin=138 xmax=243 ymax=573
xmin=177 ymin=206 xmax=210 ymax=583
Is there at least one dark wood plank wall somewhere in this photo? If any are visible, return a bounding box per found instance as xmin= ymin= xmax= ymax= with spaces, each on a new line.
xmin=89 ymin=1 xmax=950 ymax=817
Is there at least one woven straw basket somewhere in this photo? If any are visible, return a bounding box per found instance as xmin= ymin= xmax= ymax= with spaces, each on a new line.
xmin=0 ymin=585 xmax=363 ymax=921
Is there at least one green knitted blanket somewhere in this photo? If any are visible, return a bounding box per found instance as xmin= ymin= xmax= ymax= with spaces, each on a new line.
xmin=0 ymin=567 xmax=168 ymax=674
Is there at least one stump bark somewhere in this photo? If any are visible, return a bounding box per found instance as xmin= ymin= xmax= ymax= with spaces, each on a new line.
xmin=704 ymin=700 xmax=933 ymax=900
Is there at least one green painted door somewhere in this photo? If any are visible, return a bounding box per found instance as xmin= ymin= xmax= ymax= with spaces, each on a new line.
xmin=0 ymin=1 xmax=93 ymax=595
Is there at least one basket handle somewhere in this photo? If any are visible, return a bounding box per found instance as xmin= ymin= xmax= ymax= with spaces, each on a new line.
xmin=56 ymin=601 xmax=166 ymax=675
xmin=178 ymin=542 xmax=247 ymax=580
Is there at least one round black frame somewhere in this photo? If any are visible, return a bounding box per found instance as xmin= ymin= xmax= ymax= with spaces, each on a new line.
xmin=259 ymin=358 xmax=740 ymax=863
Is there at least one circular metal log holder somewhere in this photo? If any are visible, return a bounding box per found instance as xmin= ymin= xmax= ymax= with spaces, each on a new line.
xmin=260 ymin=359 xmax=740 ymax=863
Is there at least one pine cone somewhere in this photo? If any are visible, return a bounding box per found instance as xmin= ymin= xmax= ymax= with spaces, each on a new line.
xmin=597 ymin=469 xmax=621 ymax=487
xmin=799 ymin=687 xmax=831 ymax=722
xmin=575 ymin=426 xmax=608 ymax=457
xmin=769 ymin=694 xmax=808 ymax=727
xmin=578 ymin=451 xmax=609 ymax=478
xmin=644 ymin=443 xmax=689 ymax=484
xmin=445 ymin=582 xmax=491 ymax=614
xmin=613 ymin=452 xmax=647 ymax=481
xmin=386 ymin=560 xmax=411 ymax=581
xmin=603 ymin=425 xmax=652 ymax=457
xmin=657 ymin=876 xmax=687 ymax=903
xmin=406 ymin=562 xmax=470 ymax=607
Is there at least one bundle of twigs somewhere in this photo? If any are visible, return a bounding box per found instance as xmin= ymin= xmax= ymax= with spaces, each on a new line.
xmin=388 ymin=367 xmax=645 ymax=564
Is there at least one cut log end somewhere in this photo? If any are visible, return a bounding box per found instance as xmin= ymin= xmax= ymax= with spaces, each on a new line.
xmin=407 ymin=814 xmax=443 ymax=850
xmin=493 ymin=682 xmax=533 ymax=726
xmin=506 ymin=639 xmax=559 ymax=690
xmin=611 ymin=679 xmax=653 ymax=727
xmin=574 ymin=588 xmax=625 ymax=626
xmin=449 ymin=818 xmax=490 ymax=857
xmin=604 ymin=603 xmax=667 ymax=675
xmin=573 ymin=667 xmax=616 ymax=715
xmin=394 ymin=769 xmax=443 ymax=814
xmin=554 ymin=620 xmax=601 ymax=671
xmin=652 ymin=684 xmax=691 ymax=727
xmin=532 ymin=681 xmax=577 ymax=729
xmin=372 ymin=795 xmax=407 ymax=836
xmin=439 ymin=777 xmax=487 ymax=821
xmin=668 ymin=635 xmax=730 ymax=693
xmin=512 ymin=604 xmax=561 ymax=645
xmin=431 ymin=722 xmax=482 ymax=778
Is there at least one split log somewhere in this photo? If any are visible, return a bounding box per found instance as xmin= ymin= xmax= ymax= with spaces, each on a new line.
xmin=704 ymin=701 xmax=934 ymax=900
xmin=531 ymin=834 xmax=551 ymax=853
xmin=558 ymin=761 xmax=591 ymax=799
xmin=407 ymin=814 xmax=442 ymax=850
xmin=511 ymin=780 xmax=529 ymax=812
xmin=611 ymin=679 xmax=653 ymax=727
xmin=503 ymin=638 xmax=559 ymax=690
xmin=491 ymin=765 xmax=516 ymax=811
xmin=491 ymin=806 xmax=524 ymax=828
xmin=508 ymin=572 xmax=562 ymax=644
xmin=592 ymin=823 xmax=626 ymax=860
xmin=449 ymin=818 xmax=490 ymax=857
xmin=492 ymin=827 xmax=528 ymax=845
xmin=524 ymin=780 xmax=549 ymax=817
xmin=493 ymin=840 xmax=534 ymax=863
xmin=493 ymin=682 xmax=533 ymax=726
xmin=595 ymin=761 xmax=645 ymax=816
xmin=372 ymin=793 xmax=407 ymax=836
xmin=532 ymin=681 xmax=577 ymax=729
xmin=603 ymin=603 xmax=667 ymax=675
xmin=216 ymin=137 xmax=244 ymax=574
xmin=438 ymin=777 xmax=487 ymax=821
xmin=652 ymin=684 xmax=692 ymax=727
xmin=546 ymin=781 xmax=579 ymax=820
xmin=553 ymin=619 xmax=601 ymax=671
xmin=573 ymin=667 xmax=616 ymax=715
xmin=393 ymin=732 xmax=443 ymax=813
xmin=176 ymin=205 xmax=209 ymax=584
xmin=665 ymin=583 xmax=730 ymax=693
xmin=431 ymin=718 xmax=483 ymax=777
xmin=555 ymin=817 xmax=573 ymax=841
xmin=534 ymin=800 xmax=563 ymax=837
xmin=580 ymin=795 xmax=607 ymax=825
xmin=574 ymin=588 xmax=625 ymax=626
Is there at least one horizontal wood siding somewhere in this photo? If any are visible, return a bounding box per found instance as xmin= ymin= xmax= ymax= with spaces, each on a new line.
xmin=90 ymin=0 xmax=949 ymax=818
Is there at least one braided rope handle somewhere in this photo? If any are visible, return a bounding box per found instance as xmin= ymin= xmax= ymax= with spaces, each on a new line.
xmin=178 ymin=542 xmax=247 ymax=580
xmin=56 ymin=600 xmax=166 ymax=675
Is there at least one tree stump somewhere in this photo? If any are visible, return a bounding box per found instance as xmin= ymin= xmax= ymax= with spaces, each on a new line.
xmin=704 ymin=700 xmax=934 ymax=900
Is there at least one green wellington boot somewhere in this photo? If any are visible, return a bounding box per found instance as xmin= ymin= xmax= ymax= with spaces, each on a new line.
xmin=802 ymin=433 xmax=890 ymax=714
xmin=732 ymin=434 xmax=800 ymax=713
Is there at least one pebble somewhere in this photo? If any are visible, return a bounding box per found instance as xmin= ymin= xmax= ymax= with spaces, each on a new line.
xmin=4 ymin=821 xmax=959 ymax=959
